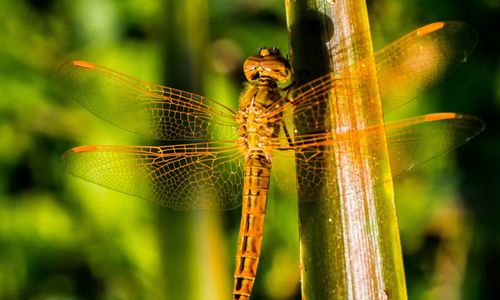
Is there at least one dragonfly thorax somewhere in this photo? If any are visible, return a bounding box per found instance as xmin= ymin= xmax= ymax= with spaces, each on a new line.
xmin=236 ymin=104 xmax=277 ymax=157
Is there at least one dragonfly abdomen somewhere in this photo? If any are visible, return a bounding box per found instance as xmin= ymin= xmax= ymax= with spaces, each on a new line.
xmin=233 ymin=153 xmax=272 ymax=300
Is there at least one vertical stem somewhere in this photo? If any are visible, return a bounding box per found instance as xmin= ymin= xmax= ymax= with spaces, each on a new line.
xmin=158 ymin=1 xmax=229 ymax=299
xmin=285 ymin=0 xmax=407 ymax=299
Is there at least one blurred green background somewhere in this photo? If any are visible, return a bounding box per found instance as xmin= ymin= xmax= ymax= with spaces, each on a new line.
xmin=0 ymin=0 xmax=498 ymax=299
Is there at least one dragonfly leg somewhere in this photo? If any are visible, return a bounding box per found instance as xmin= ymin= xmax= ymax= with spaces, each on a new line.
xmin=279 ymin=119 xmax=295 ymax=149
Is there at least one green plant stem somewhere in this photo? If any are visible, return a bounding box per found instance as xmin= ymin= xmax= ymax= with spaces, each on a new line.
xmin=157 ymin=1 xmax=228 ymax=299
xmin=285 ymin=0 xmax=407 ymax=299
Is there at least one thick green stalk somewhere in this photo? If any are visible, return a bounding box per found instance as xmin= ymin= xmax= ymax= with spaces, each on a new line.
xmin=157 ymin=1 xmax=228 ymax=299
xmin=285 ymin=0 xmax=407 ymax=299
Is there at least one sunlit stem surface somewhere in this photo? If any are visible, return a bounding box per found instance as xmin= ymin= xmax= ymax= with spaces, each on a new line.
xmin=285 ymin=0 xmax=407 ymax=299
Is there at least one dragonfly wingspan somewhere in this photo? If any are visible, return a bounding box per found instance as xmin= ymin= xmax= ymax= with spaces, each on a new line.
xmin=55 ymin=61 xmax=239 ymax=141
xmin=57 ymin=22 xmax=480 ymax=206
xmin=61 ymin=142 xmax=245 ymax=210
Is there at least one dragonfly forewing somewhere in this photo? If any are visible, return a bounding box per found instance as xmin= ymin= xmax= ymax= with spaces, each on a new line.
xmin=376 ymin=21 xmax=477 ymax=113
xmin=267 ymin=22 xmax=478 ymax=133
xmin=55 ymin=61 xmax=240 ymax=141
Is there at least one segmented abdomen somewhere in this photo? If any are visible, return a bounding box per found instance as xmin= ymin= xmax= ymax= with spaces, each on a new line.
xmin=233 ymin=153 xmax=272 ymax=300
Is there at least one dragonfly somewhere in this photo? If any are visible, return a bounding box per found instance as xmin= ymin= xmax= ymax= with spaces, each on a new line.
xmin=57 ymin=22 xmax=484 ymax=300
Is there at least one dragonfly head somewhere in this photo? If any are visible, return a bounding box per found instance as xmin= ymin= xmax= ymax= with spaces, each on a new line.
xmin=243 ymin=47 xmax=291 ymax=83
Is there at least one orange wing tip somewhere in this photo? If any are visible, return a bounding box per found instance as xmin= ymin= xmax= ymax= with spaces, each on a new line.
xmin=72 ymin=145 xmax=98 ymax=153
xmin=416 ymin=22 xmax=445 ymax=36
xmin=72 ymin=61 xmax=96 ymax=70
xmin=424 ymin=112 xmax=457 ymax=122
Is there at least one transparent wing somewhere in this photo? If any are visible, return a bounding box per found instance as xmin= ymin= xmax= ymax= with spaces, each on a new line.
xmin=384 ymin=113 xmax=484 ymax=177
xmin=266 ymin=22 xmax=477 ymax=128
xmin=55 ymin=61 xmax=239 ymax=141
xmin=376 ymin=22 xmax=477 ymax=113
xmin=62 ymin=142 xmax=244 ymax=210
xmin=271 ymin=113 xmax=484 ymax=199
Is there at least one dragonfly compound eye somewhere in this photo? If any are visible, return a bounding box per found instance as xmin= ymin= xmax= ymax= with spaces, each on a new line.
xmin=261 ymin=55 xmax=291 ymax=82
xmin=243 ymin=55 xmax=263 ymax=81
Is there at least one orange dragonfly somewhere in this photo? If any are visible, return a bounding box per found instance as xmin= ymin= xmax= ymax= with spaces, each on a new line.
xmin=57 ymin=22 xmax=483 ymax=300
